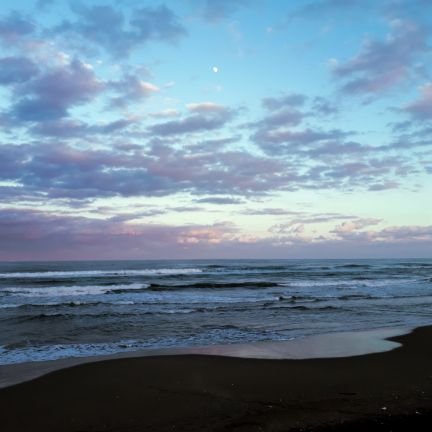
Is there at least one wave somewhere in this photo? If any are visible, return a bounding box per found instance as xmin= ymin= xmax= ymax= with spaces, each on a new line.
xmin=1 ymin=283 xmax=149 ymax=297
xmin=0 ymin=268 xmax=202 ymax=279
xmin=281 ymin=278 xmax=415 ymax=288
xmin=338 ymin=294 xmax=375 ymax=300
xmin=337 ymin=264 xmax=371 ymax=269
xmin=397 ymin=262 xmax=432 ymax=267
xmin=147 ymin=281 xmax=280 ymax=291
xmin=204 ymin=264 xmax=289 ymax=270
xmin=263 ymin=305 xmax=340 ymax=312
xmin=292 ymin=305 xmax=339 ymax=311
xmin=280 ymin=280 xmax=358 ymax=287
xmin=0 ymin=300 xmax=138 ymax=309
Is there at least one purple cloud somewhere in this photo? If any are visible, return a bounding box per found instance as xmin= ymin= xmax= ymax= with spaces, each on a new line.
xmin=0 ymin=11 xmax=35 ymax=42
xmin=0 ymin=207 xmax=430 ymax=260
xmin=0 ymin=208 xmax=241 ymax=260
xmin=312 ymin=97 xmax=339 ymax=116
xmin=148 ymin=107 xmax=235 ymax=136
xmin=262 ymin=93 xmax=307 ymax=111
xmin=0 ymin=130 xmax=414 ymax=201
xmin=199 ymin=0 xmax=250 ymax=22
xmin=52 ymin=3 xmax=186 ymax=57
xmin=0 ymin=140 xmax=293 ymax=200
xmin=333 ymin=20 xmax=429 ymax=95
xmin=31 ymin=118 xmax=136 ymax=137
xmin=251 ymin=93 xmax=347 ymax=155
xmin=289 ymin=0 xmax=370 ymax=19
xmin=253 ymin=127 xmax=350 ymax=147
xmin=11 ymin=59 xmax=103 ymax=121
xmin=253 ymin=107 xmax=305 ymax=129
xmin=192 ymin=136 xmax=241 ymax=152
xmin=195 ymin=197 xmax=244 ymax=205
xmin=403 ymin=83 xmax=432 ymax=120
xmin=242 ymin=208 xmax=304 ymax=216
xmin=306 ymin=140 xmax=367 ymax=156
xmin=109 ymin=74 xmax=159 ymax=107
xmin=0 ymin=56 xmax=38 ymax=84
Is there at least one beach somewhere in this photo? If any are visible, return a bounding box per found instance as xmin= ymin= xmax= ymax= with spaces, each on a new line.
xmin=1 ymin=325 xmax=432 ymax=431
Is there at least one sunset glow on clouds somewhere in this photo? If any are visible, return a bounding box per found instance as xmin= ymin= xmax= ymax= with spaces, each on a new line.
xmin=0 ymin=0 xmax=431 ymax=260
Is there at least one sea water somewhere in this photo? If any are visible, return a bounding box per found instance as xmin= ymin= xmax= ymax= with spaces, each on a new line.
xmin=0 ymin=259 xmax=431 ymax=364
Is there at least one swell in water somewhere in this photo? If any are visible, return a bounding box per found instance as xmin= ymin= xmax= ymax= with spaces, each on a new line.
xmin=0 ymin=258 xmax=431 ymax=364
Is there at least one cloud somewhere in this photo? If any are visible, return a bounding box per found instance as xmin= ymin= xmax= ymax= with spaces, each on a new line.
xmin=242 ymin=208 xmax=304 ymax=216
xmin=332 ymin=19 xmax=429 ymax=95
xmin=262 ymin=93 xmax=307 ymax=110
xmin=269 ymin=222 xmax=306 ymax=236
xmin=192 ymin=136 xmax=241 ymax=152
xmin=199 ymin=0 xmax=250 ymax=22
xmin=150 ymin=109 xmax=180 ymax=118
xmin=148 ymin=106 xmax=235 ymax=136
xmin=195 ymin=196 xmax=244 ymax=205
xmin=268 ymin=216 xmax=432 ymax=253
xmin=0 ymin=128 xmax=412 ymax=202
xmin=328 ymin=219 xmax=432 ymax=245
xmin=186 ymin=102 xmax=226 ymax=113
xmin=331 ymin=218 xmax=382 ymax=238
xmin=312 ymin=97 xmax=339 ymax=116
xmin=251 ymin=93 xmax=348 ymax=155
xmin=109 ymin=74 xmax=159 ymax=107
xmin=36 ymin=0 xmax=55 ymax=11
xmin=170 ymin=206 xmax=205 ymax=212
xmin=0 ymin=208 xmax=242 ymax=259
xmin=403 ymin=83 xmax=432 ymax=120
xmin=11 ymin=59 xmax=103 ymax=121
xmin=52 ymin=3 xmax=186 ymax=57
xmin=253 ymin=107 xmax=305 ymax=129
xmin=0 ymin=208 xmax=430 ymax=260
xmin=0 ymin=140 xmax=292 ymax=200
xmin=0 ymin=56 xmax=38 ymax=84
xmin=253 ymin=127 xmax=350 ymax=147
xmin=376 ymin=225 xmax=432 ymax=242
xmin=0 ymin=11 xmax=35 ymax=42
xmin=31 ymin=117 xmax=136 ymax=137
xmin=382 ymin=0 xmax=432 ymax=21
xmin=268 ymin=213 xmax=358 ymax=241
xmin=306 ymin=140 xmax=367 ymax=156
xmin=289 ymin=0 xmax=369 ymax=19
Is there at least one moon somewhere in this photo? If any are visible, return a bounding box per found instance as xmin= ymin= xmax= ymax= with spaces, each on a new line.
xmin=212 ymin=66 xmax=219 ymax=73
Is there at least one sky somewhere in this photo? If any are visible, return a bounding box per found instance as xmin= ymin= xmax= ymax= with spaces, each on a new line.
xmin=0 ymin=0 xmax=431 ymax=260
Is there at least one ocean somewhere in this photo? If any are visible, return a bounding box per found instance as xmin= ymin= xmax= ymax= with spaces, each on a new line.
xmin=0 ymin=259 xmax=431 ymax=365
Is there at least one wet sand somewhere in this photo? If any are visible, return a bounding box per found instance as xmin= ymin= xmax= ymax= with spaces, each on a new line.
xmin=1 ymin=326 xmax=432 ymax=431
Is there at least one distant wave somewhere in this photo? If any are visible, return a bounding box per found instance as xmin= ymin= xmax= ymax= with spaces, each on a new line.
xmin=290 ymin=305 xmax=339 ymax=311
xmin=205 ymin=264 xmax=288 ymax=270
xmin=281 ymin=278 xmax=414 ymax=288
xmin=0 ymin=300 xmax=136 ymax=309
xmin=1 ymin=283 xmax=149 ymax=297
xmin=0 ymin=268 xmax=203 ymax=279
xmin=147 ymin=281 xmax=280 ymax=291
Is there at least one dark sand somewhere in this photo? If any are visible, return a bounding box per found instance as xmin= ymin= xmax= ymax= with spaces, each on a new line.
xmin=1 ymin=326 xmax=432 ymax=431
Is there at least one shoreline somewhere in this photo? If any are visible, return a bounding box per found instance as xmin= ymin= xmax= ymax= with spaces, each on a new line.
xmin=0 ymin=325 xmax=411 ymax=389
xmin=2 ymin=325 xmax=432 ymax=431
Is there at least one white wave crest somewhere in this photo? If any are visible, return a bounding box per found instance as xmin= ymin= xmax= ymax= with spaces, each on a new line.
xmin=0 ymin=268 xmax=202 ymax=279
xmin=2 ymin=283 xmax=148 ymax=297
